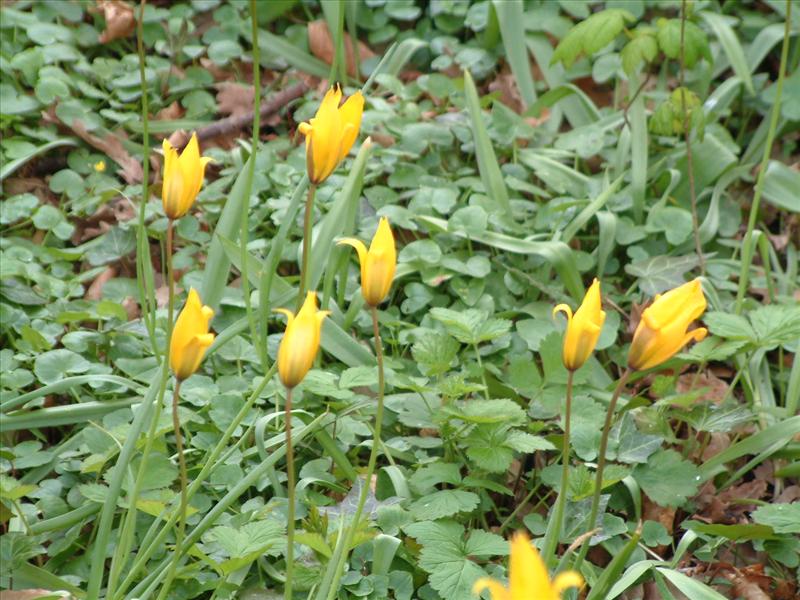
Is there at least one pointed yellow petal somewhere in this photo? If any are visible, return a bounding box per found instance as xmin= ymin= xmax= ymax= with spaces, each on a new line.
xmin=509 ymin=532 xmax=551 ymax=600
xmin=552 ymin=304 xmax=573 ymax=322
xmin=473 ymin=578 xmax=511 ymax=600
xmin=337 ymin=238 xmax=368 ymax=266
xmin=552 ymin=571 xmax=583 ymax=596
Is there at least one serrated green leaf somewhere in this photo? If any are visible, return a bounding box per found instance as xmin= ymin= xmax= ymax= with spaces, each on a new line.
xmin=633 ymin=449 xmax=700 ymax=508
xmin=621 ymin=30 xmax=658 ymax=75
xmin=409 ymin=490 xmax=480 ymax=520
xmin=412 ymin=331 xmax=460 ymax=376
xmin=752 ymin=502 xmax=800 ymax=534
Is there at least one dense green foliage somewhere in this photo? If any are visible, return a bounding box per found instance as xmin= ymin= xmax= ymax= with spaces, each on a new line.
xmin=1 ymin=1 xmax=799 ymax=599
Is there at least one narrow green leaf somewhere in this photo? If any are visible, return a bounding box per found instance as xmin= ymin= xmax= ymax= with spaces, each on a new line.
xmin=493 ymin=0 xmax=536 ymax=107
xmin=656 ymin=567 xmax=728 ymax=600
xmin=701 ymin=12 xmax=754 ymax=95
xmin=201 ymin=154 xmax=254 ymax=311
xmin=463 ymin=69 xmax=512 ymax=215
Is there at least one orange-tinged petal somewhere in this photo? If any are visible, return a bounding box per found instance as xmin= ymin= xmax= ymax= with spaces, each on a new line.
xmin=170 ymin=288 xmax=215 ymax=380
xmin=276 ymin=292 xmax=329 ymax=388
xmin=628 ymin=278 xmax=707 ymax=371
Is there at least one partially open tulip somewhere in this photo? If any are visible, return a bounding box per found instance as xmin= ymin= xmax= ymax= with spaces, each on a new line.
xmin=297 ymin=86 xmax=364 ymax=184
xmin=170 ymin=288 xmax=215 ymax=380
xmin=162 ymin=132 xmax=212 ymax=219
xmin=338 ymin=217 xmax=396 ymax=307
xmin=553 ymin=278 xmax=606 ymax=371
xmin=473 ymin=531 xmax=582 ymax=600
xmin=276 ymin=292 xmax=330 ymax=388
xmin=628 ymin=278 xmax=707 ymax=371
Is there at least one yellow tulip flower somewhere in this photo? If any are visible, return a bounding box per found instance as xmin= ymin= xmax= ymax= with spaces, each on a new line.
xmin=276 ymin=292 xmax=330 ymax=388
xmin=162 ymin=132 xmax=212 ymax=219
xmin=628 ymin=278 xmax=707 ymax=371
xmin=553 ymin=278 xmax=606 ymax=371
xmin=297 ymin=85 xmax=364 ymax=184
xmin=473 ymin=532 xmax=583 ymax=600
xmin=338 ymin=217 xmax=397 ymax=307
xmin=170 ymin=288 xmax=215 ymax=381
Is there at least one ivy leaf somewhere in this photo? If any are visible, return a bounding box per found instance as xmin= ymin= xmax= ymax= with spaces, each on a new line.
xmin=633 ymin=449 xmax=700 ymax=508
xmin=409 ymin=490 xmax=480 ymax=520
xmin=412 ymin=331 xmax=460 ymax=376
xmin=656 ymin=18 xmax=712 ymax=68
xmin=552 ymin=9 xmax=635 ymax=68
xmin=621 ymin=28 xmax=658 ymax=75
xmin=625 ymin=254 xmax=701 ymax=296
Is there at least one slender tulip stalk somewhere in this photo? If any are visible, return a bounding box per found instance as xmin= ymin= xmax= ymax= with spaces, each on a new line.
xmin=159 ymin=288 xmax=215 ymax=598
xmin=321 ymin=219 xmax=396 ymax=600
xmin=543 ymin=280 xmax=605 ymax=568
xmin=576 ymin=279 xmax=707 ymax=571
xmin=275 ymin=292 xmax=329 ymax=600
xmin=473 ymin=531 xmax=583 ymax=600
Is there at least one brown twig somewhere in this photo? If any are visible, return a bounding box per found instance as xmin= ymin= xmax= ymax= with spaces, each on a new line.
xmin=190 ymin=82 xmax=309 ymax=145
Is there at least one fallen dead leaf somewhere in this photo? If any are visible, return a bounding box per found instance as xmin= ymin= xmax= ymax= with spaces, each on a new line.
xmin=676 ymin=371 xmax=729 ymax=404
xmin=85 ymin=266 xmax=116 ymax=301
xmin=488 ymin=70 xmax=524 ymax=114
xmin=216 ymin=82 xmax=255 ymax=118
xmin=308 ymin=20 xmax=375 ymax=77
xmin=97 ymin=0 xmax=136 ymax=44
xmin=156 ymin=101 xmax=184 ymax=121
xmin=66 ymin=120 xmax=142 ymax=184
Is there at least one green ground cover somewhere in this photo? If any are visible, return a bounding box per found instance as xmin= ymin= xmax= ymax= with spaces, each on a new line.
xmin=1 ymin=1 xmax=799 ymax=599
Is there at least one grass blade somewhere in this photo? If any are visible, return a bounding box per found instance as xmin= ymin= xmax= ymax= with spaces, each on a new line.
xmin=463 ymin=69 xmax=512 ymax=215
xmin=493 ymin=0 xmax=536 ymax=107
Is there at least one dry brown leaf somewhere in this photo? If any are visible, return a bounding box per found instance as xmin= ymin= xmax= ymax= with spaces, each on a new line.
xmin=676 ymin=371 xmax=729 ymax=404
xmin=215 ymin=82 xmax=255 ymax=118
xmin=66 ymin=120 xmax=142 ymax=184
xmin=97 ymin=0 xmax=136 ymax=44
xmin=85 ymin=266 xmax=116 ymax=301
xmin=488 ymin=71 xmax=524 ymax=114
xmin=725 ymin=571 xmax=771 ymax=600
xmin=156 ymin=101 xmax=184 ymax=121
xmin=308 ymin=20 xmax=375 ymax=77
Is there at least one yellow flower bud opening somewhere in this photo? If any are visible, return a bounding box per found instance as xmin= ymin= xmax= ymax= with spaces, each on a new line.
xmin=94 ymin=160 xmax=106 ymax=172
xmin=628 ymin=278 xmax=708 ymax=371
xmin=276 ymin=291 xmax=330 ymax=388
xmin=298 ymin=86 xmax=364 ymax=184
xmin=472 ymin=531 xmax=582 ymax=600
xmin=553 ymin=278 xmax=606 ymax=371
xmin=338 ymin=217 xmax=397 ymax=307
xmin=170 ymin=288 xmax=215 ymax=381
xmin=162 ymin=132 xmax=213 ymax=220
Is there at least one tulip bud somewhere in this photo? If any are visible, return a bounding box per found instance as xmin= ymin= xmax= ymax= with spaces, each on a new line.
xmin=297 ymin=86 xmax=364 ymax=184
xmin=276 ymin=292 xmax=330 ymax=388
xmin=338 ymin=217 xmax=396 ymax=307
xmin=628 ymin=278 xmax=707 ymax=371
xmin=162 ymin=132 xmax=213 ymax=219
xmin=170 ymin=288 xmax=215 ymax=381
xmin=553 ymin=278 xmax=606 ymax=371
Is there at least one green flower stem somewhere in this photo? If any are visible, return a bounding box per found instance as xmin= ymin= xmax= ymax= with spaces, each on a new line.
xmin=297 ymin=183 xmax=317 ymax=309
xmin=242 ymin=0 xmax=263 ymax=368
xmin=115 ymin=370 xmax=273 ymax=598
xmin=320 ymin=306 xmax=386 ymax=600
xmin=679 ymin=0 xmax=705 ymax=275
xmin=573 ymin=368 xmax=632 ymax=572
xmin=127 ymin=413 xmax=331 ymax=600
xmin=284 ymin=386 xmax=296 ymax=600
xmin=541 ymin=369 xmax=574 ymax=568
xmin=133 ymin=0 xmax=158 ymax=359
xmin=157 ymin=379 xmax=187 ymax=599
xmin=735 ymin=0 xmax=792 ymax=314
